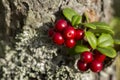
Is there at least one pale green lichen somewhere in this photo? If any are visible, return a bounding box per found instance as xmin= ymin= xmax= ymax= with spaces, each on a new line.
xmin=0 ymin=9 xmax=81 ymax=80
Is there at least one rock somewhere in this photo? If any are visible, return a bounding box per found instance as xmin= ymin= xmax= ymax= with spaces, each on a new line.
xmin=0 ymin=0 xmax=113 ymax=80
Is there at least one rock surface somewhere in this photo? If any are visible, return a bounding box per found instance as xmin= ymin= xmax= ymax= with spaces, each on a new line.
xmin=0 ymin=0 xmax=113 ymax=80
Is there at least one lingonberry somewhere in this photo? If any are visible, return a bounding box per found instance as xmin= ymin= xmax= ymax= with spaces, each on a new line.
xmin=90 ymin=60 xmax=103 ymax=72
xmin=52 ymin=33 xmax=64 ymax=45
xmin=65 ymin=39 xmax=76 ymax=48
xmin=63 ymin=27 xmax=76 ymax=39
xmin=77 ymin=60 xmax=89 ymax=71
xmin=55 ymin=19 xmax=67 ymax=32
xmin=75 ymin=29 xmax=84 ymax=40
xmin=81 ymin=51 xmax=93 ymax=63
xmin=94 ymin=50 xmax=106 ymax=62
xmin=48 ymin=28 xmax=55 ymax=37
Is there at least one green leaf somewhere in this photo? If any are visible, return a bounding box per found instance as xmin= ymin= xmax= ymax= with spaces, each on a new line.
xmin=83 ymin=12 xmax=89 ymax=23
xmin=98 ymin=33 xmax=114 ymax=47
xmin=91 ymin=22 xmax=114 ymax=34
xmin=72 ymin=15 xmax=82 ymax=26
xmin=82 ymin=23 xmax=96 ymax=29
xmin=75 ymin=45 xmax=90 ymax=53
xmin=85 ymin=31 xmax=97 ymax=49
xmin=97 ymin=47 xmax=117 ymax=58
xmin=63 ymin=8 xmax=78 ymax=22
xmin=90 ymin=29 xmax=113 ymax=35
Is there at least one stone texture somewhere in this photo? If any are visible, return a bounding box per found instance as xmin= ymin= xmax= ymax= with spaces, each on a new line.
xmin=0 ymin=0 xmax=114 ymax=80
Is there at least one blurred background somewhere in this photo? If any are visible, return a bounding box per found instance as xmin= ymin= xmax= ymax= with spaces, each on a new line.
xmin=111 ymin=0 xmax=120 ymax=80
xmin=93 ymin=0 xmax=120 ymax=80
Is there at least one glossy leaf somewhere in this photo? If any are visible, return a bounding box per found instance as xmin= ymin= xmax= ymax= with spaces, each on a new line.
xmin=98 ymin=33 xmax=114 ymax=47
xmin=75 ymin=45 xmax=90 ymax=53
xmin=97 ymin=47 xmax=117 ymax=58
xmin=72 ymin=15 xmax=82 ymax=26
xmin=82 ymin=23 xmax=96 ymax=29
xmin=63 ymin=8 xmax=78 ymax=22
xmin=91 ymin=22 xmax=114 ymax=34
xmin=85 ymin=31 xmax=97 ymax=49
xmin=90 ymin=29 xmax=113 ymax=35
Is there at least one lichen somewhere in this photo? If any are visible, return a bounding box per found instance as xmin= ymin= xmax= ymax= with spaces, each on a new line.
xmin=0 ymin=0 xmax=113 ymax=80
xmin=0 ymin=9 xmax=81 ymax=79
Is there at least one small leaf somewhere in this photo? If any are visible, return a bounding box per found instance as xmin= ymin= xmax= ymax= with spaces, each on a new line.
xmin=91 ymin=22 xmax=114 ymax=34
xmin=83 ymin=12 xmax=89 ymax=23
xmin=97 ymin=47 xmax=117 ymax=58
xmin=63 ymin=8 xmax=78 ymax=22
xmin=75 ymin=45 xmax=90 ymax=53
xmin=85 ymin=31 xmax=97 ymax=49
xmin=82 ymin=23 xmax=96 ymax=29
xmin=72 ymin=15 xmax=82 ymax=26
xmin=90 ymin=29 xmax=113 ymax=35
xmin=98 ymin=33 xmax=114 ymax=47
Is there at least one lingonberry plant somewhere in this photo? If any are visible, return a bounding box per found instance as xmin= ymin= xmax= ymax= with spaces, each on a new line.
xmin=63 ymin=26 xmax=76 ymax=39
xmin=77 ymin=60 xmax=89 ymax=71
xmin=80 ymin=51 xmax=93 ymax=63
xmin=48 ymin=8 xmax=117 ymax=73
xmin=55 ymin=19 xmax=68 ymax=32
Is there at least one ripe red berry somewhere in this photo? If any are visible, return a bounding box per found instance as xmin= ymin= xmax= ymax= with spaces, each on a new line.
xmin=63 ymin=27 xmax=76 ymax=39
xmin=48 ymin=28 xmax=55 ymax=37
xmin=75 ymin=29 xmax=84 ymax=40
xmin=94 ymin=50 xmax=106 ymax=62
xmin=77 ymin=60 xmax=89 ymax=71
xmin=52 ymin=33 xmax=64 ymax=45
xmin=65 ymin=39 xmax=76 ymax=48
xmin=90 ymin=60 xmax=103 ymax=72
xmin=55 ymin=19 xmax=67 ymax=32
xmin=81 ymin=51 xmax=93 ymax=63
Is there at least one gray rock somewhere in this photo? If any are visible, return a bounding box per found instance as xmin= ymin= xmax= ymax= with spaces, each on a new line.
xmin=0 ymin=0 xmax=113 ymax=80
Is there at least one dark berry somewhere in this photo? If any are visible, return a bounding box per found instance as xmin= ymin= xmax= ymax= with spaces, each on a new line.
xmin=63 ymin=27 xmax=76 ymax=39
xmin=90 ymin=60 xmax=103 ymax=72
xmin=48 ymin=28 xmax=55 ymax=37
xmin=75 ymin=29 xmax=84 ymax=40
xmin=94 ymin=50 xmax=106 ymax=62
xmin=65 ymin=39 xmax=76 ymax=48
xmin=52 ymin=33 xmax=64 ymax=45
xmin=81 ymin=51 xmax=93 ymax=63
xmin=77 ymin=60 xmax=89 ymax=71
xmin=55 ymin=19 xmax=67 ymax=32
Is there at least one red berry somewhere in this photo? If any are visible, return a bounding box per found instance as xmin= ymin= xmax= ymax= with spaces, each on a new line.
xmin=75 ymin=29 xmax=84 ymax=40
xmin=90 ymin=60 xmax=103 ymax=72
xmin=94 ymin=50 xmax=106 ymax=62
xmin=48 ymin=28 xmax=55 ymax=37
xmin=77 ymin=60 xmax=89 ymax=71
xmin=52 ymin=33 xmax=64 ymax=45
xmin=55 ymin=19 xmax=67 ymax=32
xmin=81 ymin=51 xmax=93 ymax=63
xmin=63 ymin=27 xmax=76 ymax=39
xmin=65 ymin=39 xmax=76 ymax=48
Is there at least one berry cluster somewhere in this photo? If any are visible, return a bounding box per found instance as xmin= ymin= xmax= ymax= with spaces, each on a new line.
xmin=77 ymin=50 xmax=106 ymax=72
xmin=48 ymin=19 xmax=84 ymax=48
xmin=48 ymin=8 xmax=117 ymax=73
